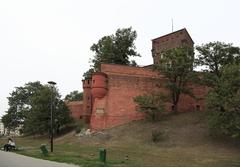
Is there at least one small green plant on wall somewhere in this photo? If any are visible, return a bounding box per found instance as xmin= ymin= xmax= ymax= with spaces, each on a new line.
xmin=133 ymin=92 xmax=166 ymax=121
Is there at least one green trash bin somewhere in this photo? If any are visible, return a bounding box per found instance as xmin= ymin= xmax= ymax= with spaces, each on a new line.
xmin=99 ymin=148 xmax=106 ymax=162
xmin=40 ymin=144 xmax=48 ymax=156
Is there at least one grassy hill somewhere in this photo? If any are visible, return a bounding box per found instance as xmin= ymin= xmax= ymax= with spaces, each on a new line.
xmin=1 ymin=111 xmax=240 ymax=167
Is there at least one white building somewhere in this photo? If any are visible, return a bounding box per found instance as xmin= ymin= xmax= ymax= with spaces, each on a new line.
xmin=0 ymin=119 xmax=5 ymax=135
xmin=0 ymin=119 xmax=23 ymax=136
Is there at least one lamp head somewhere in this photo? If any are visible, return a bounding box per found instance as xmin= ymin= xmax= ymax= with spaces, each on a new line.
xmin=48 ymin=81 xmax=56 ymax=85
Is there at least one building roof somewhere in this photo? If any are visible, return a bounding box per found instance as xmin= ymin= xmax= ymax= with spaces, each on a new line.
xmin=152 ymin=28 xmax=194 ymax=44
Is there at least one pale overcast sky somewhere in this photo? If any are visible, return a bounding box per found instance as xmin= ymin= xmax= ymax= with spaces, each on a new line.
xmin=0 ymin=0 xmax=240 ymax=116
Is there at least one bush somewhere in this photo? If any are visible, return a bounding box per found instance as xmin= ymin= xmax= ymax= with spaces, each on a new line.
xmin=133 ymin=93 xmax=165 ymax=121
xmin=74 ymin=119 xmax=86 ymax=134
xmin=206 ymin=64 xmax=240 ymax=139
xmin=75 ymin=126 xmax=81 ymax=134
xmin=151 ymin=130 xmax=164 ymax=143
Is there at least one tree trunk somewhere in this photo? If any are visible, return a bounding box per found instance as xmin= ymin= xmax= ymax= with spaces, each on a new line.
xmin=173 ymin=103 xmax=178 ymax=114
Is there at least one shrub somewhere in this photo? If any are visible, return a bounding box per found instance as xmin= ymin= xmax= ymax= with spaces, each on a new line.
xmin=75 ymin=126 xmax=81 ymax=134
xmin=206 ymin=64 xmax=240 ymax=139
xmin=74 ymin=119 xmax=86 ymax=134
xmin=133 ymin=93 xmax=166 ymax=121
xmin=152 ymin=130 xmax=164 ymax=143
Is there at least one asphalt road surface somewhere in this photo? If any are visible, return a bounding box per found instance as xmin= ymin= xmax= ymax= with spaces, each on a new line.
xmin=0 ymin=151 xmax=79 ymax=167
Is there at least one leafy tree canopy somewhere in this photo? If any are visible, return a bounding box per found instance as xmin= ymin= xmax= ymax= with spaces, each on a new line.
xmin=65 ymin=90 xmax=83 ymax=101
xmin=2 ymin=81 xmax=72 ymax=135
xmin=195 ymin=42 xmax=240 ymax=87
xmin=133 ymin=93 xmax=166 ymax=121
xmin=154 ymin=46 xmax=196 ymax=113
xmin=83 ymin=27 xmax=140 ymax=78
xmin=2 ymin=82 xmax=43 ymax=131
xmin=206 ymin=64 xmax=240 ymax=138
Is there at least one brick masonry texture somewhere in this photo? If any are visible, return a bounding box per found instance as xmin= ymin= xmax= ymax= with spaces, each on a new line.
xmin=152 ymin=28 xmax=194 ymax=65
xmin=90 ymin=64 xmax=208 ymax=130
xmin=67 ymin=101 xmax=83 ymax=120
xmin=67 ymin=28 xmax=208 ymax=131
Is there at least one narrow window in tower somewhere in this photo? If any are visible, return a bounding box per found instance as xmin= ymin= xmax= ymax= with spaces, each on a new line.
xmin=196 ymin=105 xmax=200 ymax=111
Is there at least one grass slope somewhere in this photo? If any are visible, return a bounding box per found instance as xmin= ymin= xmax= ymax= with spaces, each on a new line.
xmin=1 ymin=112 xmax=240 ymax=167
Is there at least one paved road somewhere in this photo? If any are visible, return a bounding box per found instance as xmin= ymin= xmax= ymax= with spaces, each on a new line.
xmin=0 ymin=151 xmax=79 ymax=167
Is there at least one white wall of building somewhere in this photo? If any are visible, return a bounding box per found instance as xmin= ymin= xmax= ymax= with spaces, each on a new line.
xmin=0 ymin=119 xmax=5 ymax=135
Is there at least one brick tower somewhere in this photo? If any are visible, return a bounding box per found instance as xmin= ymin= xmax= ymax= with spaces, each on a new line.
xmin=152 ymin=28 xmax=194 ymax=65
xmin=82 ymin=78 xmax=92 ymax=123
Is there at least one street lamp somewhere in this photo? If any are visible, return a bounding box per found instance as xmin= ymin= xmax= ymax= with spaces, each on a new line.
xmin=48 ymin=81 xmax=56 ymax=153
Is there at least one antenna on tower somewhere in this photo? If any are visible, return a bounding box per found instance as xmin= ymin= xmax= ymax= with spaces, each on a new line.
xmin=171 ymin=18 xmax=174 ymax=32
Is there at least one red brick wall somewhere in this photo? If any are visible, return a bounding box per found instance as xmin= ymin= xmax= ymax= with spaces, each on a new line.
xmin=90 ymin=64 xmax=208 ymax=131
xmin=82 ymin=79 xmax=92 ymax=123
xmin=67 ymin=101 xmax=84 ymax=120
xmin=101 ymin=64 xmax=161 ymax=78
xmin=90 ymin=64 xmax=163 ymax=130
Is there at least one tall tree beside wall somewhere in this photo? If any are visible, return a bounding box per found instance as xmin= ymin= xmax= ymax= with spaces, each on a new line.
xmin=2 ymin=81 xmax=72 ymax=135
xmin=206 ymin=64 xmax=240 ymax=138
xmin=154 ymin=46 xmax=195 ymax=113
xmin=2 ymin=82 xmax=43 ymax=132
xmin=195 ymin=42 xmax=240 ymax=87
xmin=196 ymin=42 xmax=240 ymax=138
xmin=83 ymin=27 xmax=140 ymax=78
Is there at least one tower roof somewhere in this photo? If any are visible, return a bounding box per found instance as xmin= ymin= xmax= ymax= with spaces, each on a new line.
xmin=152 ymin=28 xmax=194 ymax=44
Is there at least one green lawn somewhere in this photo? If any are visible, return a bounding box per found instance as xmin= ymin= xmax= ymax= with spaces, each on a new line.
xmin=1 ymin=112 xmax=240 ymax=167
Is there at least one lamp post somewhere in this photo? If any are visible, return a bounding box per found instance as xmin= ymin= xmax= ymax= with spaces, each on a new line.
xmin=48 ymin=81 xmax=56 ymax=152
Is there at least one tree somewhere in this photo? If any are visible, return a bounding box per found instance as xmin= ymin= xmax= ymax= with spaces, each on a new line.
xmin=2 ymin=82 xmax=43 ymax=131
xmin=23 ymin=86 xmax=72 ymax=135
xmin=133 ymin=93 xmax=166 ymax=121
xmin=196 ymin=42 xmax=240 ymax=138
xmin=65 ymin=91 xmax=83 ymax=101
xmin=154 ymin=46 xmax=195 ymax=113
xmin=2 ymin=81 xmax=72 ymax=135
xmin=84 ymin=27 xmax=140 ymax=77
xmin=206 ymin=64 xmax=240 ymax=138
xmin=196 ymin=42 xmax=240 ymax=87
xmin=1 ymin=113 xmax=14 ymax=134
xmin=83 ymin=68 xmax=94 ymax=79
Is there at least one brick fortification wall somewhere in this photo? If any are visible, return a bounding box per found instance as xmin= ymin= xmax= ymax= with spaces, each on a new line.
xmin=67 ymin=101 xmax=84 ymax=120
xmin=90 ymin=64 xmax=207 ymax=130
xmin=80 ymin=28 xmax=208 ymax=131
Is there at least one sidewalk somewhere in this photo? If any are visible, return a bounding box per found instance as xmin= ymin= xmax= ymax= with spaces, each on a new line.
xmin=0 ymin=151 xmax=79 ymax=167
